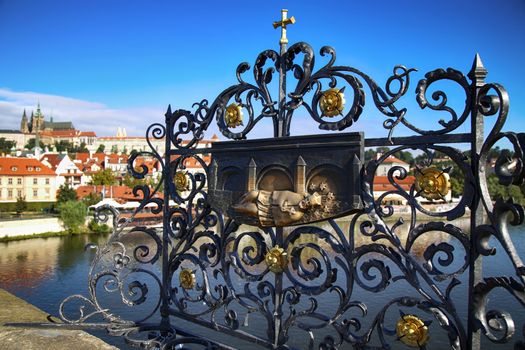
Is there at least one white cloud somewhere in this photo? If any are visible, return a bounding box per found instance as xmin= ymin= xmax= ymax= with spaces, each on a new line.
xmin=0 ymin=88 xmax=164 ymax=137
xmin=0 ymin=87 xmax=399 ymax=142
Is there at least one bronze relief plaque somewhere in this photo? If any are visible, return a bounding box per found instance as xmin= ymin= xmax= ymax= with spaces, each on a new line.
xmin=207 ymin=132 xmax=364 ymax=227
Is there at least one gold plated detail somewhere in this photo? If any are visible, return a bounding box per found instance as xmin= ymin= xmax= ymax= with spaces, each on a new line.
xmin=179 ymin=269 xmax=196 ymax=290
xmin=273 ymin=9 xmax=295 ymax=45
xmin=320 ymin=88 xmax=346 ymax=117
xmin=225 ymin=103 xmax=243 ymax=128
xmin=265 ymin=246 xmax=288 ymax=273
xmin=396 ymin=314 xmax=429 ymax=347
xmin=415 ymin=167 xmax=450 ymax=200
xmin=174 ymin=171 xmax=189 ymax=191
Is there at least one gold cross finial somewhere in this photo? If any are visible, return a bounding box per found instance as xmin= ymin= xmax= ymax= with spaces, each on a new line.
xmin=273 ymin=9 xmax=295 ymax=45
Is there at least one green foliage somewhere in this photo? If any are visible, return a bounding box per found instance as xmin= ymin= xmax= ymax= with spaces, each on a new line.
xmin=122 ymin=173 xmax=144 ymax=188
xmin=96 ymin=144 xmax=105 ymax=153
xmin=396 ymin=150 xmax=414 ymax=165
xmin=486 ymin=173 xmax=525 ymax=205
xmin=15 ymin=196 xmax=27 ymax=215
xmin=57 ymin=184 xmax=78 ymax=203
xmin=0 ymin=137 xmax=16 ymax=154
xmin=25 ymin=138 xmax=45 ymax=149
xmin=0 ymin=201 xmax=55 ymax=212
xmin=90 ymin=168 xmax=117 ymax=185
xmin=450 ymin=175 xmax=464 ymax=198
xmin=54 ymin=140 xmax=73 ymax=152
xmin=82 ymin=192 xmax=102 ymax=207
xmin=58 ymin=201 xmax=87 ymax=233
xmin=87 ymin=219 xmax=111 ymax=234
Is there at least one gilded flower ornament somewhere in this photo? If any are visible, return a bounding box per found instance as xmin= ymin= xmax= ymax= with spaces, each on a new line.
xmin=415 ymin=167 xmax=450 ymax=201
xmin=265 ymin=246 xmax=288 ymax=273
xmin=319 ymin=88 xmax=346 ymax=117
xmin=225 ymin=103 xmax=244 ymax=128
xmin=396 ymin=314 xmax=430 ymax=347
xmin=179 ymin=269 xmax=196 ymax=290
xmin=174 ymin=171 xmax=189 ymax=192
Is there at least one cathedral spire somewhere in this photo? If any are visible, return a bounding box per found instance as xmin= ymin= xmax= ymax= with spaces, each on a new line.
xmin=20 ymin=109 xmax=29 ymax=133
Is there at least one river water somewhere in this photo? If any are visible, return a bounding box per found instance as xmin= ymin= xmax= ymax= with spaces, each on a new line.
xmin=0 ymin=218 xmax=524 ymax=349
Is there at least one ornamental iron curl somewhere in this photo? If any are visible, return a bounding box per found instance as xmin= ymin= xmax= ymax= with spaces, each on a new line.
xmin=52 ymin=12 xmax=525 ymax=350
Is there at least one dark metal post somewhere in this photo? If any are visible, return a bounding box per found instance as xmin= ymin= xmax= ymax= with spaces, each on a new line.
xmin=160 ymin=105 xmax=173 ymax=331
xmin=467 ymin=53 xmax=487 ymax=350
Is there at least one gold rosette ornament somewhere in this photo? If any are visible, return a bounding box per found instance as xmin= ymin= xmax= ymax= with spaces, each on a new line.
xmin=225 ymin=103 xmax=244 ymax=128
xmin=179 ymin=269 xmax=196 ymax=290
xmin=173 ymin=171 xmax=189 ymax=192
xmin=396 ymin=314 xmax=429 ymax=347
xmin=265 ymin=246 xmax=288 ymax=273
xmin=319 ymin=88 xmax=345 ymax=117
xmin=415 ymin=167 xmax=450 ymax=201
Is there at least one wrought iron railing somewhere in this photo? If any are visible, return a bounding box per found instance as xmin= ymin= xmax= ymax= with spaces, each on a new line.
xmin=55 ymin=10 xmax=524 ymax=350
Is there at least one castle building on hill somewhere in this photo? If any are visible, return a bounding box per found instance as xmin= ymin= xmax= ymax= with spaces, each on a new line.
xmin=20 ymin=103 xmax=75 ymax=134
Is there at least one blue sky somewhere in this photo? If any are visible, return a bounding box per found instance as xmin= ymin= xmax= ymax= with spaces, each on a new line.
xmin=0 ymin=0 xmax=524 ymax=140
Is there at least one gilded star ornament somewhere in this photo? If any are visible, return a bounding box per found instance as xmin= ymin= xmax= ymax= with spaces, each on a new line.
xmin=179 ymin=269 xmax=196 ymax=290
xmin=415 ymin=167 xmax=450 ymax=201
xmin=396 ymin=314 xmax=429 ymax=347
xmin=319 ymin=88 xmax=346 ymax=117
xmin=225 ymin=103 xmax=244 ymax=128
xmin=174 ymin=171 xmax=189 ymax=192
xmin=265 ymin=246 xmax=288 ymax=273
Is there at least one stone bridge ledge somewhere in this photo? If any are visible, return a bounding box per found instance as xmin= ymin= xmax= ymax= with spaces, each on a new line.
xmin=0 ymin=288 xmax=117 ymax=350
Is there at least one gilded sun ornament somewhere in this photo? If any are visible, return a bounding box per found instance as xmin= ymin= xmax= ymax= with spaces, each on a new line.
xmin=319 ymin=88 xmax=346 ymax=117
xmin=225 ymin=103 xmax=244 ymax=128
xmin=265 ymin=246 xmax=288 ymax=273
xmin=173 ymin=171 xmax=189 ymax=192
xmin=415 ymin=167 xmax=450 ymax=201
xmin=396 ymin=314 xmax=429 ymax=347
xmin=179 ymin=269 xmax=196 ymax=290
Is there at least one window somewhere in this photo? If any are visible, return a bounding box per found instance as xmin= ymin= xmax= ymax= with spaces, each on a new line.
xmin=11 ymin=166 xmax=17 ymax=171
xmin=8 ymin=190 xmax=12 ymax=198
xmin=17 ymin=178 xmax=22 ymax=185
xmin=45 ymin=178 xmax=50 ymax=185
xmin=33 ymin=178 xmax=38 ymax=185
xmin=8 ymin=178 xmax=12 ymax=185
xmin=35 ymin=167 xmax=41 ymax=171
xmin=27 ymin=166 xmax=33 ymax=171
xmin=33 ymin=189 xmax=38 ymax=197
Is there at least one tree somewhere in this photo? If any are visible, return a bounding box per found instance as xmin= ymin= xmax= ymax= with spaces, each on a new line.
xmin=57 ymin=184 xmax=78 ymax=203
xmin=25 ymin=138 xmax=44 ymax=150
xmin=0 ymin=138 xmax=16 ymax=154
xmin=122 ymin=173 xmax=146 ymax=188
xmin=90 ymin=168 xmax=117 ymax=185
xmin=15 ymin=195 xmax=27 ymax=215
xmin=58 ymin=201 xmax=87 ymax=233
xmin=72 ymin=142 xmax=89 ymax=153
xmin=54 ymin=140 xmax=74 ymax=152
xmin=96 ymin=144 xmax=105 ymax=153
xmin=82 ymin=192 xmax=102 ymax=207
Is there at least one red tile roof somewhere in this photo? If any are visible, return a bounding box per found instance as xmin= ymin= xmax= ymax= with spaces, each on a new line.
xmin=373 ymin=175 xmax=415 ymax=192
xmin=76 ymin=185 xmax=164 ymax=201
xmin=79 ymin=131 xmax=97 ymax=137
xmin=0 ymin=157 xmax=56 ymax=176
xmin=40 ymin=153 xmax=64 ymax=170
xmin=382 ymin=155 xmax=408 ymax=165
xmin=74 ymin=152 xmax=106 ymax=163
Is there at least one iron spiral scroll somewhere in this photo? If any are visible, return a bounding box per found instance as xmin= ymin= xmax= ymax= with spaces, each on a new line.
xmin=56 ymin=35 xmax=525 ymax=350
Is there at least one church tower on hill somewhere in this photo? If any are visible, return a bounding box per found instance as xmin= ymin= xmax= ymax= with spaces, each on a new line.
xmin=31 ymin=103 xmax=45 ymax=133
xmin=20 ymin=109 xmax=29 ymax=133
